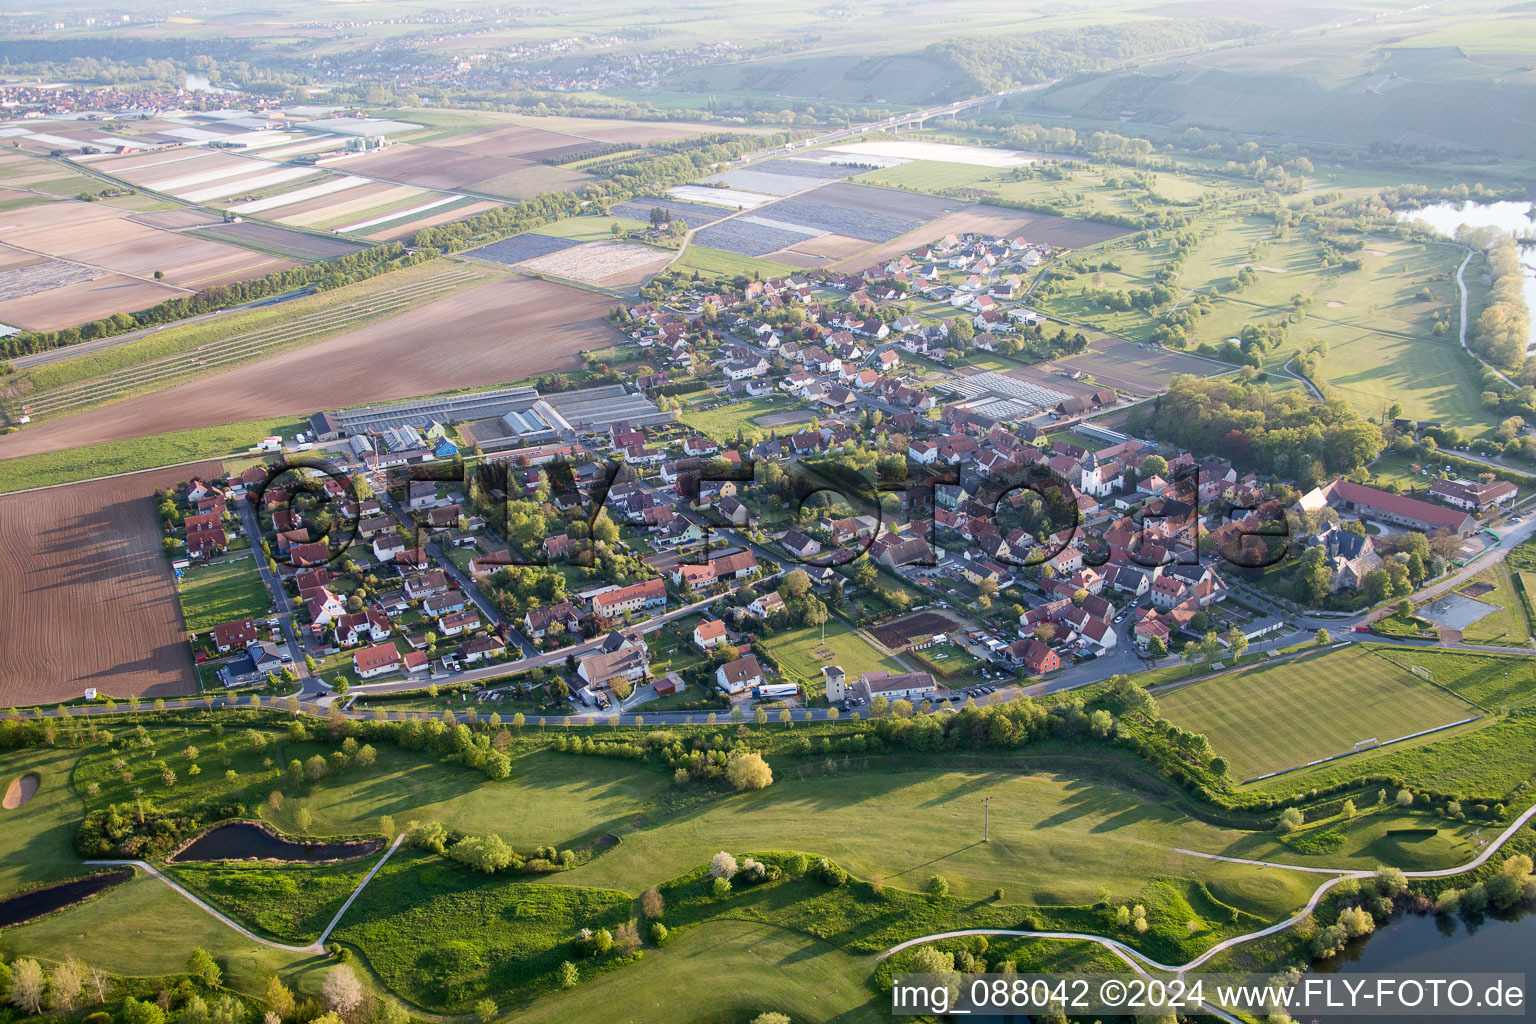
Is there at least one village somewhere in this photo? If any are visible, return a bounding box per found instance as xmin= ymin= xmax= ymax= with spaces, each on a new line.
xmin=151 ymin=229 xmax=1524 ymax=722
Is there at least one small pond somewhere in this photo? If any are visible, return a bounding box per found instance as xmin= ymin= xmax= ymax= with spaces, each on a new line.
xmin=170 ymin=822 xmax=381 ymax=863
xmin=0 ymin=869 xmax=131 ymax=927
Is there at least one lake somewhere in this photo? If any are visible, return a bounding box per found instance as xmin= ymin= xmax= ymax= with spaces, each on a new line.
xmin=183 ymin=73 xmax=238 ymax=95
xmin=1398 ymin=200 xmax=1536 ymax=351
xmin=1313 ymin=906 xmax=1536 ymax=1021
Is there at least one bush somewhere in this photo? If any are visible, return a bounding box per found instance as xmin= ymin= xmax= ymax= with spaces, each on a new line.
xmin=816 ymin=858 xmax=848 ymax=887
xmin=712 ymin=875 xmax=732 ymax=898
xmin=649 ymin=921 xmax=669 ymax=946
xmin=726 ymin=750 xmax=773 ymax=790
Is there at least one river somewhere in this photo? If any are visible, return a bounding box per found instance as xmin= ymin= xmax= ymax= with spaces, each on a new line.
xmin=1313 ymin=906 xmax=1536 ymax=1021
xmin=1398 ymin=200 xmax=1536 ymax=352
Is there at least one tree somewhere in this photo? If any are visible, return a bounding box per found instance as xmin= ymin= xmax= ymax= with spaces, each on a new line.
xmin=121 ymin=998 xmax=167 ymax=1024
xmin=1146 ymin=635 xmax=1168 ymax=661
xmin=1341 ymin=798 xmax=1356 ymax=818
xmin=615 ymin=920 xmax=642 ymax=956
xmin=710 ymin=850 xmax=738 ymax=879
xmin=1314 ymin=628 xmax=1331 ymax=645
xmin=1276 ymin=807 xmax=1304 ymax=833
xmin=727 ymin=750 xmax=774 ymax=790
xmin=47 ymin=957 xmax=84 ymax=1012
xmin=187 ymin=948 xmax=222 ymax=989
xmin=641 ymin=886 xmax=664 ymax=919
xmin=1229 ymin=632 xmax=1249 ymax=661
xmin=1396 ymin=787 xmax=1414 ymax=807
xmin=322 ymin=966 xmax=363 ymax=1016
xmin=9 ymin=958 xmax=44 ymax=1014
xmin=559 ymin=961 xmax=579 ymax=989
xmin=263 ymin=976 xmax=296 ymax=1021
xmin=781 ymin=568 xmax=811 ymax=600
xmin=928 ymin=874 xmax=950 ymax=900
xmin=473 ymin=998 xmax=498 ymax=1023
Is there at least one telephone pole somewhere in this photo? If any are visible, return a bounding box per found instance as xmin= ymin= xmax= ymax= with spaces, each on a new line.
xmin=982 ymin=796 xmax=991 ymax=842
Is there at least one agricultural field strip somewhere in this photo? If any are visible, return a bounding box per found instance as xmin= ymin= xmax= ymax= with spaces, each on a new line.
xmin=228 ymin=176 xmax=373 ymax=216
xmin=339 ymin=194 xmax=465 ymax=234
xmin=179 ymin=168 xmax=322 ymax=205
xmin=0 ymin=260 xmax=104 ymax=301
xmin=18 ymin=265 xmax=483 ymax=417
xmin=0 ymin=232 xmax=198 ymax=294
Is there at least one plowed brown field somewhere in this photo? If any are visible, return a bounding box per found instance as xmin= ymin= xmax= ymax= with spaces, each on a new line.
xmin=0 ymin=275 xmax=622 ymax=460
xmin=0 ymin=464 xmax=216 ymax=703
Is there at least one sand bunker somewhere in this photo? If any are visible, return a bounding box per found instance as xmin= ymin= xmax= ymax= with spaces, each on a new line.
xmin=1326 ymin=300 xmax=1346 ymax=307
xmin=3 ymin=772 xmax=39 ymax=809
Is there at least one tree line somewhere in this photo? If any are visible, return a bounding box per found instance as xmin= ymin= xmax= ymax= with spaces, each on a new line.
xmin=1 ymin=243 xmax=433 ymax=361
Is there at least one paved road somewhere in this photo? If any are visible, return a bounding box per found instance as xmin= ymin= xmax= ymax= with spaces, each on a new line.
xmin=233 ymin=499 xmax=308 ymax=676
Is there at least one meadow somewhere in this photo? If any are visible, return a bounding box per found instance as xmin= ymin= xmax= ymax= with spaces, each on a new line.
xmin=0 ymin=417 xmax=306 ymax=494
xmin=677 ymin=395 xmax=801 ymax=444
xmin=0 ymin=698 xmax=1505 ymax=1020
xmin=671 ymin=244 xmax=795 ymax=281
xmin=1156 ymin=646 xmax=1480 ymax=780
xmin=765 ymin=620 xmax=906 ymax=690
xmin=177 ymin=558 xmax=272 ymax=635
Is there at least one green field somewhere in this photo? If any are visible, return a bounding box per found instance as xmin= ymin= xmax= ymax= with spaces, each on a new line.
xmin=177 ymin=558 xmax=272 ymax=634
xmin=0 ymin=705 xmax=1501 ymax=1019
xmin=672 ymin=244 xmax=796 ymax=281
xmin=0 ymin=416 xmax=308 ymax=494
xmin=503 ymin=918 xmax=884 ymax=1024
xmin=767 ymin=620 xmax=905 ymax=690
xmin=1157 ymin=646 xmax=1480 ymax=781
xmin=167 ymin=858 xmax=375 ymax=944
xmin=531 ymin=215 xmax=649 ymax=241
xmin=678 ymin=395 xmax=802 ymax=444
xmin=1374 ymin=647 xmax=1536 ymax=712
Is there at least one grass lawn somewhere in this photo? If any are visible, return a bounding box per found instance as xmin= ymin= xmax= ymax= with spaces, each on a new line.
xmin=531 ymin=215 xmax=648 ymax=241
xmin=672 ymin=244 xmax=796 ymax=282
xmin=0 ymin=713 xmax=1501 ymax=1019
xmin=0 ymin=416 xmax=309 ymax=494
xmin=1 ymin=874 xmax=313 ymax=992
xmin=167 ymin=858 xmax=377 ymax=944
xmin=332 ymin=850 xmax=632 ymax=1012
xmin=505 ymin=918 xmax=885 ymax=1024
xmin=1453 ymin=564 xmax=1533 ymax=647
xmin=1374 ymin=646 xmax=1536 ymax=711
xmin=677 ymin=395 xmax=800 ymax=444
xmin=910 ymin=643 xmax=983 ymax=679
xmin=1249 ymin=710 xmax=1536 ymax=801
xmin=178 ymin=558 xmax=272 ymax=634
xmin=1157 ymin=646 xmax=1480 ymax=780
xmin=768 ymin=620 xmax=904 ymax=690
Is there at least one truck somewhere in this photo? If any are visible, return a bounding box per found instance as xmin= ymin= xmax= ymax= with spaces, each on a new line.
xmin=258 ymin=436 xmax=282 ymax=452
xmin=754 ymin=683 xmax=798 ymax=700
